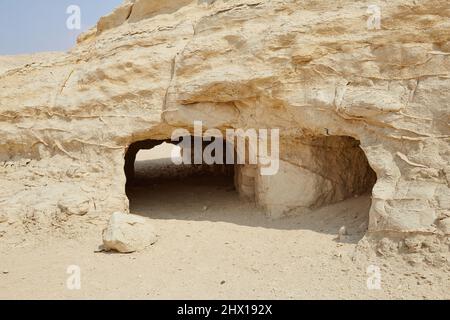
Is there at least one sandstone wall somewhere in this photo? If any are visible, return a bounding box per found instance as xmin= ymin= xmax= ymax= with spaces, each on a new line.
xmin=0 ymin=0 xmax=449 ymax=246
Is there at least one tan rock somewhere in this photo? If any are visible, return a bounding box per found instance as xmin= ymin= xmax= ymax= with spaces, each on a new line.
xmin=0 ymin=214 xmax=7 ymax=224
xmin=438 ymin=218 xmax=450 ymax=235
xmin=58 ymin=195 xmax=90 ymax=216
xmin=0 ymin=0 xmax=448 ymax=250
xmin=96 ymin=2 xmax=134 ymax=35
xmin=102 ymin=212 xmax=158 ymax=253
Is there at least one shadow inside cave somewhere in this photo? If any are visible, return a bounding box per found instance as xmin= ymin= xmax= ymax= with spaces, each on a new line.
xmin=125 ymin=141 xmax=372 ymax=243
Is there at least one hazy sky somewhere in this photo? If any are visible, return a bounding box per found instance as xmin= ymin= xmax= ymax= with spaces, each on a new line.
xmin=0 ymin=0 xmax=123 ymax=55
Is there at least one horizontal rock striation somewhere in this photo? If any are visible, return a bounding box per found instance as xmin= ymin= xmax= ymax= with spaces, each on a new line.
xmin=0 ymin=0 xmax=449 ymax=257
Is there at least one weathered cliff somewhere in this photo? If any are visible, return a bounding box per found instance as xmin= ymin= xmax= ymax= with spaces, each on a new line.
xmin=0 ymin=0 xmax=449 ymax=257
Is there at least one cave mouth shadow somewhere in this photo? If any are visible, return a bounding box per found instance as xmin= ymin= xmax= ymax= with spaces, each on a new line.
xmin=124 ymin=137 xmax=236 ymax=198
xmin=123 ymin=136 xmax=376 ymax=243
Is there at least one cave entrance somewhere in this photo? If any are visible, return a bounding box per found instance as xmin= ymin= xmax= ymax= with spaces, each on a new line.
xmin=260 ymin=134 xmax=377 ymax=240
xmin=123 ymin=134 xmax=376 ymax=241
xmin=125 ymin=138 xmax=237 ymax=218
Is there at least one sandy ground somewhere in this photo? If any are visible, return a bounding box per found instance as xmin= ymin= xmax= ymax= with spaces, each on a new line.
xmin=0 ymin=144 xmax=449 ymax=299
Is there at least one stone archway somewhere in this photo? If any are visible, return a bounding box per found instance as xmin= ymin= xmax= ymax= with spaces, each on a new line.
xmin=123 ymin=136 xmax=237 ymax=213
xmin=123 ymin=134 xmax=377 ymax=226
xmin=124 ymin=139 xmax=171 ymax=185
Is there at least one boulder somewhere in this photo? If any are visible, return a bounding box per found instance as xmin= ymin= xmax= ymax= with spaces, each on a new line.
xmin=57 ymin=194 xmax=90 ymax=216
xmin=102 ymin=212 xmax=158 ymax=253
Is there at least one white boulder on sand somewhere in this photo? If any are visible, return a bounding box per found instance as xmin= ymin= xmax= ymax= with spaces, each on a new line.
xmin=102 ymin=212 xmax=158 ymax=253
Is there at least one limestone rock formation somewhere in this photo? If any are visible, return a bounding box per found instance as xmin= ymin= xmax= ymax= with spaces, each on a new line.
xmin=102 ymin=212 xmax=158 ymax=253
xmin=0 ymin=0 xmax=449 ymax=256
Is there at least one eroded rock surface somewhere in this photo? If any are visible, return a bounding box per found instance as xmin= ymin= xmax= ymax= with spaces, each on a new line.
xmin=0 ymin=0 xmax=449 ymax=256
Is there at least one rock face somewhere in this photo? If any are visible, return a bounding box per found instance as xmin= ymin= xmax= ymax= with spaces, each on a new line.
xmin=0 ymin=0 xmax=449 ymax=253
xmin=102 ymin=212 xmax=158 ymax=253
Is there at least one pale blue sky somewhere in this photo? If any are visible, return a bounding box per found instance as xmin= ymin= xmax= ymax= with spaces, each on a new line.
xmin=0 ymin=0 xmax=123 ymax=55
